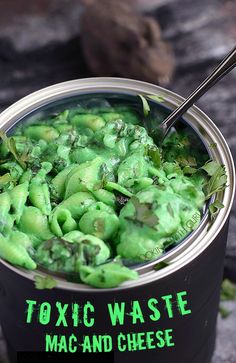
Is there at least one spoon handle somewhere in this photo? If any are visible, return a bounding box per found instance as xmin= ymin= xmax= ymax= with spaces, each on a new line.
xmin=161 ymin=46 xmax=236 ymax=135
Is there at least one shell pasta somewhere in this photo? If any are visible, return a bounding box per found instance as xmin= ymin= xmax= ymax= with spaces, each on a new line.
xmin=0 ymin=104 xmax=212 ymax=288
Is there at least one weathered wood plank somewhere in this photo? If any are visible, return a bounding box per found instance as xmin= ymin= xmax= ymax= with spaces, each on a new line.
xmin=0 ymin=1 xmax=236 ymax=362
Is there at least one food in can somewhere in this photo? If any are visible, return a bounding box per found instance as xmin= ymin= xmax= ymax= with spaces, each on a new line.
xmin=0 ymin=96 xmax=227 ymax=288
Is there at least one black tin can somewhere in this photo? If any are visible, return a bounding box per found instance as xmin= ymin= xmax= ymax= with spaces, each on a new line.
xmin=0 ymin=78 xmax=235 ymax=363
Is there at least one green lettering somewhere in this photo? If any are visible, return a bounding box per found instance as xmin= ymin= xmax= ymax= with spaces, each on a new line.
xmin=92 ymin=335 xmax=103 ymax=352
xmin=108 ymin=302 xmax=125 ymax=326
xmin=58 ymin=335 xmax=68 ymax=353
xmin=165 ymin=329 xmax=175 ymax=347
xmin=45 ymin=334 xmax=58 ymax=352
xmin=136 ymin=332 xmax=146 ymax=350
xmin=146 ymin=331 xmax=155 ymax=349
xmin=82 ymin=336 xmax=92 ymax=352
xmin=55 ymin=302 xmax=68 ymax=327
xmin=117 ymin=333 xmax=126 ymax=352
xmin=103 ymin=336 xmax=113 ymax=352
xmin=69 ymin=334 xmax=77 ymax=353
xmin=39 ymin=302 xmax=51 ymax=325
xmin=177 ymin=291 xmax=192 ymax=315
xmin=148 ymin=298 xmax=161 ymax=321
xmin=130 ymin=301 xmax=144 ymax=324
xmin=156 ymin=330 xmax=165 ymax=348
xmin=162 ymin=295 xmax=173 ymax=318
xmin=72 ymin=303 xmax=79 ymax=327
xmin=25 ymin=300 xmax=37 ymax=323
xmin=84 ymin=302 xmax=95 ymax=328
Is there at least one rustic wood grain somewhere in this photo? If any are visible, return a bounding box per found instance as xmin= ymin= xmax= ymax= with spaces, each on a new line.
xmin=0 ymin=1 xmax=236 ymax=362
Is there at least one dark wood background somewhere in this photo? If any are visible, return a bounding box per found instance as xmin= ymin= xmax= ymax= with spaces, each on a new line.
xmin=0 ymin=1 xmax=235 ymax=362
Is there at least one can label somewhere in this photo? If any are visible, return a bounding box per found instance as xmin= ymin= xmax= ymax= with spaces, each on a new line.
xmin=24 ymin=292 xmax=191 ymax=354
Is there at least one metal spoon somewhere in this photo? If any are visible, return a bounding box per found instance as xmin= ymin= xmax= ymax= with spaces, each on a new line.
xmin=159 ymin=46 xmax=236 ymax=140
xmin=36 ymin=48 xmax=236 ymax=278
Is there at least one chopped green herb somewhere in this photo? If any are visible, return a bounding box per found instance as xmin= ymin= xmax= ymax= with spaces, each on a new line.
xmin=55 ymin=109 xmax=69 ymax=123
xmin=147 ymin=94 xmax=165 ymax=103
xmin=147 ymin=145 xmax=161 ymax=168
xmin=218 ymin=279 xmax=236 ymax=318
xmin=209 ymin=142 xmax=217 ymax=149
xmin=34 ymin=275 xmax=57 ymax=290
xmin=0 ymin=159 xmax=8 ymax=164
xmin=154 ymin=261 xmax=169 ymax=271
xmin=201 ymin=160 xmax=220 ymax=176
xmin=131 ymin=196 xmax=159 ymax=228
xmin=204 ymin=164 xmax=227 ymax=199
xmin=177 ymin=156 xmax=197 ymax=167
xmin=219 ymin=305 xmax=231 ymax=319
xmin=0 ymin=131 xmax=28 ymax=169
xmin=0 ymin=173 xmax=12 ymax=188
xmin=138 ymin=94 xmax=150 ymax=117
xmin=220 ymin=279 xmax=236 ymax=301
xmin=198 ymin=126 xmax=207 ymax=136
xmin=209 ymin=200 xmax=224 ymax=220
xmin=183 ymin=166 xmax=197 ymax=175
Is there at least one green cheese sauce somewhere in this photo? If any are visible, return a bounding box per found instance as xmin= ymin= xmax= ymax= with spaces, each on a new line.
xmin=0 ymin=100 xmax=218 ymax=288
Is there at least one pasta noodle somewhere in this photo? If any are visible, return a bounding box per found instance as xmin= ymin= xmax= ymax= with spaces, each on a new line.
xmin=0 ymin=103 xmax=212 ymax=288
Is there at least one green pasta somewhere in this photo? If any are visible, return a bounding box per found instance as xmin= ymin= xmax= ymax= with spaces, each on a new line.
xmin=0 ymin=100 xmax=224 ymax=288
xmin=29 ymin=162 xmax=52 ymax=215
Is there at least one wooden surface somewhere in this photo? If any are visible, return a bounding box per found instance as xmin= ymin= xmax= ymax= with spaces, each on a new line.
xmin=0 ymin=1 xmax=236 ymax=362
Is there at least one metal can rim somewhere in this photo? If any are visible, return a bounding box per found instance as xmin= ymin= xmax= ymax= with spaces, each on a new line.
xmin=0 ymin=77 xmax=235 ymax=292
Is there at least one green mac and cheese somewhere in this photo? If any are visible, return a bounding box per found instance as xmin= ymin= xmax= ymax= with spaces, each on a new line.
xmin=0 ymin=101 xmax=226 ymax=288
